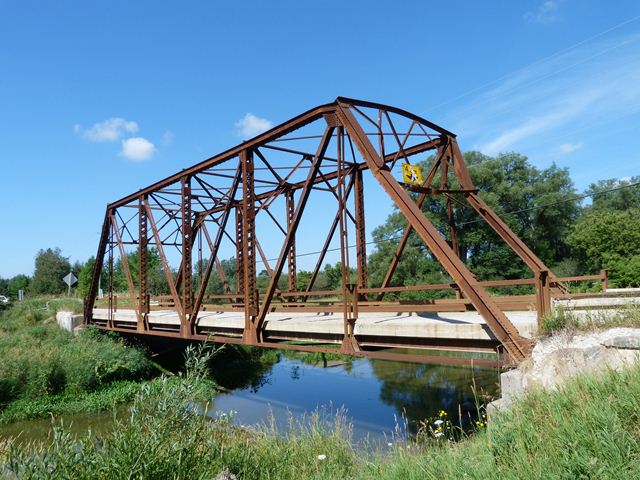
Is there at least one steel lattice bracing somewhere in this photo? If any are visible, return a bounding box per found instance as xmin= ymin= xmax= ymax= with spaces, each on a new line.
xmin=83 ymin=97 xmax=579 ymax=365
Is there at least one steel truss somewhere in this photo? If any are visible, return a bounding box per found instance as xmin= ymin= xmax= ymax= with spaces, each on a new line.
xmin=85 ymin=98 xmax=587 ymax=366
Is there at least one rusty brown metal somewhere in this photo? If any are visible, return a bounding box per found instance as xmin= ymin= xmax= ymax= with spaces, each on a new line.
xmin=138 ymin=196 xmax=149 ymax=332
xmin=240 ymin=149 xmax=259 ymax=344
xmin=334 ymin=100 xmax=531 ymax=362
xmin=84 ymin=97 xmax=591 ymax=366
xmin=285 ymin=189 xmax=297 ymax=294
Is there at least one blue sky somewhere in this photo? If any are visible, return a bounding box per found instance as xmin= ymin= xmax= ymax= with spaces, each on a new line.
xmin=1 ymin=0 xmax=639 ymax=277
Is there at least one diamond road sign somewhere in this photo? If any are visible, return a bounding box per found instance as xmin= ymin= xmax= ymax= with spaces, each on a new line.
xmin=63 ymin=272 xmax=77 ymax=287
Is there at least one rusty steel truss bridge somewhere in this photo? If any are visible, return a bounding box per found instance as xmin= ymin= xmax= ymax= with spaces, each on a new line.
xmin=84 ymin=98 xmax=607 ymax=366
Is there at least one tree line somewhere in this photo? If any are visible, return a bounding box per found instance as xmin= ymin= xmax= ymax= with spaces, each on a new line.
xmin=1 ymin=151 xmax=638 ymax=301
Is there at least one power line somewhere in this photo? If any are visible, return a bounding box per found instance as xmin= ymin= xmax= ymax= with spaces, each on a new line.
xmin=427 ymin=15 xmax=640 ymax=113
xmin=254 ymin=178 xmax=640 ymax=265
xmin=458 ymin=179 xmax=640 ymax=227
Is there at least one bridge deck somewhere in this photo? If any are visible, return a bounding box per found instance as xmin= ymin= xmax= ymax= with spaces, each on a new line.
xmin=93 ymin=308 xmax=537 ymax=348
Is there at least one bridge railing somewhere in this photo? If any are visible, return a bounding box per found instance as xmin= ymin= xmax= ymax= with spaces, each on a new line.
xmin=92 ymin=270 xmax=608 ymax=316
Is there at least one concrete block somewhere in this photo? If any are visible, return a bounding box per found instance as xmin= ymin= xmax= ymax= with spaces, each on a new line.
xmin=500 ymin=369 xmax=525 ymax=400
xmin=56 ymin=311 xmax=84 ymax=333
xmin=486 ymin=397 xmax=512 ymax=420
xmin=602 ymin=335 xmax=640 ymax=350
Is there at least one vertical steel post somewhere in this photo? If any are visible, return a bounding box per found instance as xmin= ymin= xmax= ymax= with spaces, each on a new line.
xmin=601 ymin=269 xmax=609 ymax=291
xmin=353 ymin=168 xmax=367 ymax=294
xmin=286 ymin=189 xmax=297 ymax=295
xmin=235 ymin=208 xmax=244 ymax=295
xmin=181 ymin=176 xmax=193 ymax=329
xmin=241 ymin=149 xmax=259 ymax=344
xmin=535 ymin=269 xmax=551 ymax=325
xmin=138 ymin=196 xmax=149 ymax=332
xmin=337 ymin=126 xmax=359 ymax=354
xmin=108 ymin=221 xmax=114 ymax=328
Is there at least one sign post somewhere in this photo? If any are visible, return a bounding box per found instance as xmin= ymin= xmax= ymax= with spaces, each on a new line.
xmin=63 ymin=272 xmax=78 ymax=296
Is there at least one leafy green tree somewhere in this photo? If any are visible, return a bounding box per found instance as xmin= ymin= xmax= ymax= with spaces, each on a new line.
xmin=7 ymin=274 xmax=30 ymax=299
xmin=112 ymin=248 xmax=169 ymax=295
xmin=296 ymin=270 xmax=312 ymax=291
xmin=78 ymin=257 xmax=99 ymax=297
xmin=568 ymin=208 xmax=640 ymax=287
xmin=29 ymin=248 xmax=71 ymax=295
xmin=368 ymin=151 xmax=580 ymax=286
xmin=585 ymin=176 xmax=640 ymax=212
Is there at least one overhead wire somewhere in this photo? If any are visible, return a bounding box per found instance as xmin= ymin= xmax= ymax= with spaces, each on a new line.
xmin=253 ymin=178 xmax=640 ymax=265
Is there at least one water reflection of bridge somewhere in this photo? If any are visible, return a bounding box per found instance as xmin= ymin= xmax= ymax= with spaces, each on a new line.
xmin=84 ymin=98 xmax=607 ymax=366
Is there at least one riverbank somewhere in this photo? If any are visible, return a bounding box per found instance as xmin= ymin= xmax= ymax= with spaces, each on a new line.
xmin=4 ymin=300 xmax=640 ymax=477
xmin=3 ymin=347 xmax=640 ymax=479
xmin=0 ymin=299 xmax=174 ymax=423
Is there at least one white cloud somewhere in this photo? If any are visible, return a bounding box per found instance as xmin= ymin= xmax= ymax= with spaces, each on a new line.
xmin=524 ymin=1 xmax=561 ymax=25
xmin=558 ymin=142 xmax=584 ymax=154
xmin=75 ymin=117 xmax=139 ymax=142
xmin=162 ymin=130 xmax=175 ymax=145
xmin=120 ymin=137 xmax=156 ymax=161
xmin=235 ymin=113 xmax=273 ymax=137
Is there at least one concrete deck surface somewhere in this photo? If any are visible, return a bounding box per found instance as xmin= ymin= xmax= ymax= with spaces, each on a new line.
xmin=93 ymin=308 xmax=538 ymax=341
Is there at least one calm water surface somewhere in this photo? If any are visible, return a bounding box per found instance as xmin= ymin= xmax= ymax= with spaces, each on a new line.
xmin=1 ymin=351 xmax=500 ymax=444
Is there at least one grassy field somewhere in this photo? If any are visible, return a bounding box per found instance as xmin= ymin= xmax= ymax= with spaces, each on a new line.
xmin=4 ymin=300 xmax=640 ymax=478
xmin=2 ymin=347 xmax=640 ymax=479
xmin=0 ymin=299 xmax=161 ymax=422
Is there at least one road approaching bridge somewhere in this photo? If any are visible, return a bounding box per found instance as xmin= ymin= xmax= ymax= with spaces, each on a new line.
xmin=84 ymin=98 xmax=608 ymax=366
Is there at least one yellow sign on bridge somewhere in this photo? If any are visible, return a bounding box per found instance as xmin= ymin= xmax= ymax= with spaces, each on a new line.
xmin=401 ymin=163 xmax=423 ymax=186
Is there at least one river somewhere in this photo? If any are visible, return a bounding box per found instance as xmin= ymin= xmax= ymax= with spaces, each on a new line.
xmin=0 ymin=349 xmax=499 ymax=445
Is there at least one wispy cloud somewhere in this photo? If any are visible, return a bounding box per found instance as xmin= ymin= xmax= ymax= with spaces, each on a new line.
xmin=557 ymin=142 xmax=584 ymax=154
xmin=74 ymin=117 xmax=139 ymax=142
xmin=120 ymin=137 xmax=156 ymax=161
xmin=235 ymin=113 xmax=273 ymax=137
xmin=445 ymin=33 xmax=640 ymax=156
xmin=524 ymin=1 xmax=561 ymax=25
xmin=162 ymin=130 xmax=175 ymax=145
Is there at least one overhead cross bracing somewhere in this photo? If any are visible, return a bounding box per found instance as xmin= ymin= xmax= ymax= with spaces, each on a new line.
xmin=85 ymin=97 xmax=586 ymax=366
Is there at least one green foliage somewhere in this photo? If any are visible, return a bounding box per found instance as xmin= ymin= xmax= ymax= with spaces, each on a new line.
xmin=586 ymin=176 xmax=640 ymax=212
xmin=5 ymin=348 xmax=640 ymax=478
xmin=296 ymin=270 xmax=312 ymax=291
xmin=0 ymin=380 xmax=140 ymax=424
xmin=6 ymin=274 xmax=30 ymax=299
xmin=77 ymin=256 xmax=96 ymax=297
xmin=29 ymin=247 xmax=72 ymax=295
xmin=540 ymin=307 xmax=640 ymax=336
xmin=568 ymin=209 xmax=640 ymax=287
xmin=0 ymin=346 xmax=351 ymax=479
xmin=113 ymin=247 xmax=170 ymax=295
xmin=0 ymin=300 xmax=154 ymax=409
xmin=368 ymin=152 xmax=579 ymax=288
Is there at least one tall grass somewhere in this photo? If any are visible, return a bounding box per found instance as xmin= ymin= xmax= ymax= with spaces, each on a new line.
xmin=3 ymin=346 xmax=640 ymax=479
xmin=540 ymin=305 xmax=640 ymax=335
xmin=0 ymin=299 xmax=155 ymax=417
